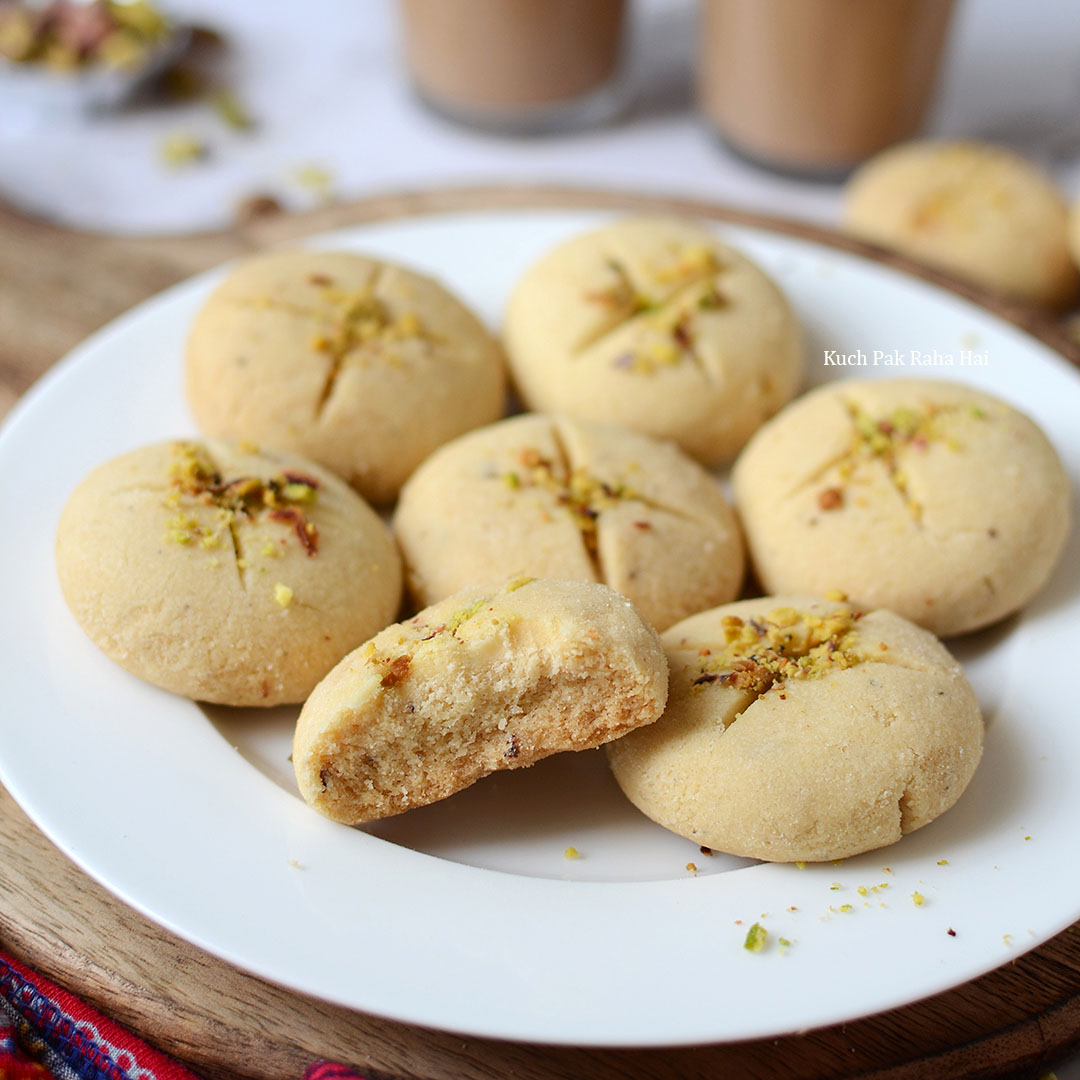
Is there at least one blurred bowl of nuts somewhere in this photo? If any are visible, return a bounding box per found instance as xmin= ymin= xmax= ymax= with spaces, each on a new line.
xmin=0 ymin=0 xmax=189 ymax=122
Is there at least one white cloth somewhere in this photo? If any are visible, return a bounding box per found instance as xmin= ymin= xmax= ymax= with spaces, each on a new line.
xmin=0 ymin=0 xmax=1077 ymax=235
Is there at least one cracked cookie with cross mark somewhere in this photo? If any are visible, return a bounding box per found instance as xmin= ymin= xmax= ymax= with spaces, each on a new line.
xmin=503 ymin=216 xmax=803 ymax=464
xmin=55 ymin=439 xmax=402 ymax=706
xmin=733 ymin=378 xmax=1070 ymax=637
xmin=393 ymin=413 xmax=745 ymax=630
xmin=293 ymin=576 xmax=669 ymax=825
xmin=185 ymin=250 xmax=506 ymax=504
xmin=606 ymin=595 xmax=983 ymax=862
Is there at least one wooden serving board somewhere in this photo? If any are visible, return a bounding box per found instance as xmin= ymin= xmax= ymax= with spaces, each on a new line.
xmin=2 ymin=187 xmax=1079 ymax=1080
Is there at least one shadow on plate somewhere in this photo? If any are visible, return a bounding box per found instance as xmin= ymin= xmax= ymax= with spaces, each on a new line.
xmin=199 ymin=701 xmax=757 ymax=881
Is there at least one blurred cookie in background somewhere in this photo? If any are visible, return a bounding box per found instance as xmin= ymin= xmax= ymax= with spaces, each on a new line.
xmin=844 ymin=140 xmax=1080 ymax=309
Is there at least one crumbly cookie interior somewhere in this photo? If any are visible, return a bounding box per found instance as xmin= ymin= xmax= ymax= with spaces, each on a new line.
xmin=295 ymin=578 xmax=668 ymax=824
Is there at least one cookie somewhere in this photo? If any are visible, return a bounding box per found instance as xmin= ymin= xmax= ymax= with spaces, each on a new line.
xmin=732 ymin=378 xmax=1070 ymax=637
xmin=606 ymin=595 xmax=983 ymax=862
xmin=503 ymin=216 xmax=803 ymax=464
xmin=186 ymin=249 xmax=506 ymax=504
xmin=393 ymin=413 xmax=744 ymax=630
xmin=844 ymin=140 xmax=1080 ymax=309
xmin=56 ymin=439 xmax=402 ymax=706
xmin=293 ymin=576 xmax=668 ymax=824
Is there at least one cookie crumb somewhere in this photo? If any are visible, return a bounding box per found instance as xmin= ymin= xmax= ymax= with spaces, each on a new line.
xmin=274 ymin=583 xmax=293 ymax=608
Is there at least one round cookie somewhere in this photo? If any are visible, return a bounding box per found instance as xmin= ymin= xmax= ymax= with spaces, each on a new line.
xmin=186 ymin=249 xmax=506 ymax=504
xmin=503 ymin=216 xmax=803 ymax=464
xmin=732 ymin=378 xmax=1070 ymax=638
xmin=607 ymin=595 xmax=983 ymax=862
xmin=844 ymin=140 xmax=1080 ymax=309
xmin=56 ymin=438 xmax=402 ymax=706
xmin=394 ymin=413 xmax=744 ymax=630
xmin=293 ymin=576 xmax=669 ymax=824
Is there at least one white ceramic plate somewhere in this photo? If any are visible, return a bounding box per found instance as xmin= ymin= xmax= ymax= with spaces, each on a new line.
xmin=1 ymin=210 xmax=1078 ymax=1048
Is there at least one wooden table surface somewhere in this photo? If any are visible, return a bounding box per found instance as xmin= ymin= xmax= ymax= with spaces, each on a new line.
xmin=2 ymin=187 xmax=1079 ymax=1080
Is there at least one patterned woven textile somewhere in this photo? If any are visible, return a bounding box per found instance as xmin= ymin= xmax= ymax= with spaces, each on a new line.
xmin=0 ymin=951 xmax=365 ymax=1080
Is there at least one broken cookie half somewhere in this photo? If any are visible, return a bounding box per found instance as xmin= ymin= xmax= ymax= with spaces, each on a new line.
xmin=293 ymin=576 xmax=669 ymax=824
xmin=606 ymin=594 xmax=983 ymax=863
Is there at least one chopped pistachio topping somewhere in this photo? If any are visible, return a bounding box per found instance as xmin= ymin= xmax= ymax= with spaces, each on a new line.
xmin=912 ymin=891 xmax=925 ymax=906
xmin=446 ymin=598 xmax=488 ymax=635
xmin=564 ymin=846 xmax=582 ymax=859
xmin=379 ymin=654 xmax=412 ymax=688
xmin=299 ymin=279 xmax=426 ymax=380
xmin=165 ymin=443 xmax=320 ymax=556
xmin=690 ymin=605 xmax=862 ymax=700
xmin=274 ymin=583 xmax=293 ymax=608
xmin=818 ymin=399 xmax=991 ymax=524
xmin=610 ymin=298 xmax=714 ymax=377
xmin=653 ymin=244 xmax=721 ymax=283
xmin=369 ymin=577 xmax=535 ymax=691
xmin=585 ymin=259 xmax=651 ymax=314
xmin=743 ymin=923 xmax=767 ymax=953
xmin=0 ymin=0 xmax=169 ymax=69
xmin=500 ymin=447 xmax=642 ymax=557
xmin=585 ymin=253 xmax=723 ymax=377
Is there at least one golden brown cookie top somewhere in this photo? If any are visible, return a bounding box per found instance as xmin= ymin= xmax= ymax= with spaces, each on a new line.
xmin=503 ymin=216 xmax=803 ymax=463
xmin=186 ymin=249 xmax=506 ymax=503
xmin=56 ymin=438 xmax=402 ymax=705
xmin=394 ymin=413 xmax=745 ymax=629
xmin=732 ymin=378 xmax=1070 ymax=636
